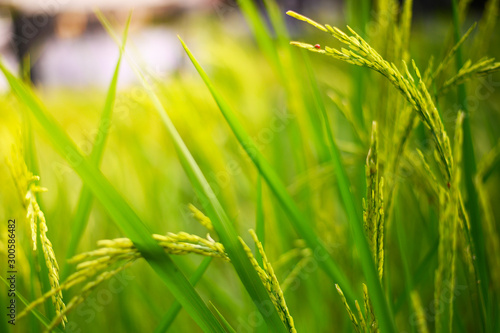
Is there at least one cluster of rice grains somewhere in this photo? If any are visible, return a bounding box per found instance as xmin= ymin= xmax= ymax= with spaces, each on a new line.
xmin=240 ymin=230 xmax=296 ymax=333
xmin=332 ymin=122 xmax=385 ymax=333
xmin=20 ymin=230 xmax=227 ymax=331
xmin=14 ymin=193 xmax=299 ymax=332
xmin=14 ymin=197 xmax=224 ymax=330
xmin=288 ymin=10 xmax=455 ymax=182
xmin=7 ymin=147 xmax=67 ymax=328
xmin=334 ymin=283 xmax=379 ymax=333
xmin=287 ymin=4 xmax=499 ymax=333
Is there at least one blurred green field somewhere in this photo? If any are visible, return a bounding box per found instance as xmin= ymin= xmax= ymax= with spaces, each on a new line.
xmin=1 ymin=1 xmax=500 ymax=332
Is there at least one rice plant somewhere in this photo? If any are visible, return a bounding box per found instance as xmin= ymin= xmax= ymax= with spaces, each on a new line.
xmin=1 ymin=0 xmax=499 ymax=332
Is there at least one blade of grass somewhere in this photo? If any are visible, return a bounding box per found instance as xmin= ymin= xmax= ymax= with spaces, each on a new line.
xmin=35 ymin=229 xmax=57 ymax=322
xmin=178 ymin=36 xmax=358 ymax=305
xmin=209 ymin=302 xmax=237 ymax=333
xmin=95 ymin=12 xmax=289 ymax=333
xmin=0 ymin=62 xmax=225 ymax=333
xmin=154 ymin=257 xmax=212 ymax=333
xmin=62 ymin=15 xmax=129 ymax=279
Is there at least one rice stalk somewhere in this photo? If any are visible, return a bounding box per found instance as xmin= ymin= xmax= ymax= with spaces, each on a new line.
xmin=239 ymin=230 xmax=296 ymax=333
xmin=335 ymin=282 xmax=385 ymax=333
xmin=273 ymin=241 xmax=309 ymax=269
xmin=287 ymin=13 xmax=396 ymax=332
xmin=384 ymin=41 xmax=436 ymax=221
xmin=335 ymin=284 xmax=361 ymax=333
xmin=363 ymin=122 xmax=385 ymax=281
xmin=363 ymin=284 xmax=379 ymax=333
xmin=7 ymin=146 xmax=39 ymax=250
xmin=17 ymin=231 xmax=228 ymax=325
xmin=280 ymin=250 xmax=312 ymax=293
xmin=287 ymin=11 xmax=453 ymax=183
xmin=414 ymin=149 xmax=441 ymax=196
xmin=17 ymin=254 xmax=138 ymax=321
xmin=410 ymin=290 xmax=429 ymax=333
xmin=189 ymin=203 xmax=215 ymax=233
xmin=355 ymin=300 xmax=367 ymax=333
xmin=439 ymin=58 xmax=500 ymax=93
xmin=383 ymin=48 xmax=436 ymax=221
xmin=45 ymin=260 xmax=135 ymax=332
xmin=7 ymin=146 xmax=67 ymax=327
xmin=430 ymin=22 xmax=477 ymax=84
xmin=383 ymin=48 xmax=434 ymax=219
xmin=434 ymin=205 xmax=449 ymax=333
xmin=72 ymin=232 xmax=229 ymax=263
xmin=26 ymin=193 xmax=67 ymax=326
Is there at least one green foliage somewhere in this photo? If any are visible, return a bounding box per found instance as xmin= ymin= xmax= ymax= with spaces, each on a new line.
xmin=1 ymin=1 xmax=499 ymax=332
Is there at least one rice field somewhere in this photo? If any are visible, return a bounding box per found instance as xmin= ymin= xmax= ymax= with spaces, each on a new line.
xmin=1 ymin=0 xmax=500 ymax=332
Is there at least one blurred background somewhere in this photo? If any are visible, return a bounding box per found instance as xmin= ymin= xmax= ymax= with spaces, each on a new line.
xmin=0 ymin=0 xmax=490 ymax=89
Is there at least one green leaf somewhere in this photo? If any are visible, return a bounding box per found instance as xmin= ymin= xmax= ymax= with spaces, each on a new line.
xmin=154 ymin=257 xmax=212 ymax=333
xmin=178 ymin=36 xmax=356 ymax=303
xmin=209 ymin=301 xmax=237 ymax=333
